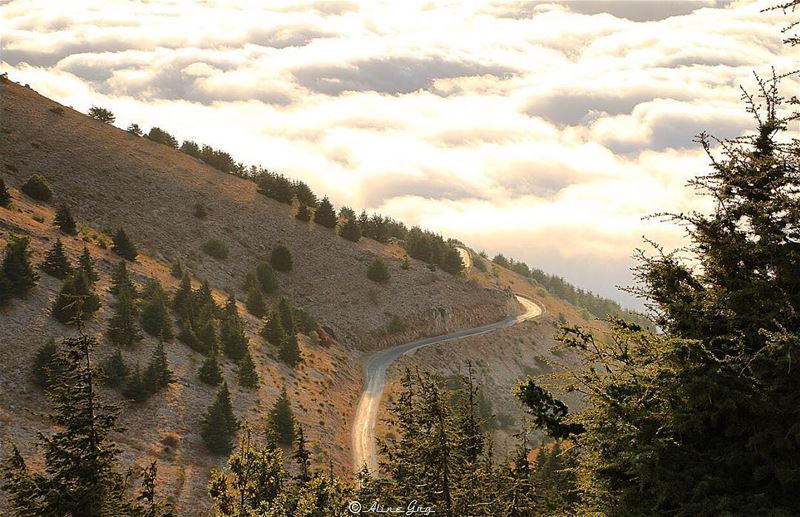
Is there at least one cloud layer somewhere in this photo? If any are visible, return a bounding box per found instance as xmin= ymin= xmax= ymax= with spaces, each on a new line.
xmin=3 ymin=0 xmax=797 ymax=307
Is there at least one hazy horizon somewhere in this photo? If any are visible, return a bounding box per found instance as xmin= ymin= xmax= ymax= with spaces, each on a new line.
xmin=3 ymin=0 xmax=797 ymax=309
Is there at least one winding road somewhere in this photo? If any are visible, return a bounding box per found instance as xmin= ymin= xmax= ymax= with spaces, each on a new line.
xmin=351 ymin=295 xmax=544 ymax=473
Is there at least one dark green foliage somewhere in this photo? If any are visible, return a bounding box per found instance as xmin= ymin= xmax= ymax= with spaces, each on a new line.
xmin=278 ymin=334 xmax=302 ymax=367
xmin=201 ymin=238 xmax=228 ymax=259
xmin=3 ymin=235 xmax=38 ymax=297
xmin=293 ymin=180 xmax=317 ymax=207
xmin=260 ymin=310 xmax=286 ymax=346
xmin=180 ymin=140 xmax=200 ymax=157
xmin=52 ymin=271 xmax=101 ymax=324
xmin=39 ymin=239 xmax=72 ymax=279
xmin=193 ymin=202 xmax=207 ymax=219
xmin=293 ymin=307 xmax=317 ymax=334
xmin=441 ymin=247 xmax=464 ymax=275
xmin=198 ymin=319 xmax=219 ymax=356
xmin=255 ymin=170 xmax=295 ymax=204
xmin=237 ymin=348 xmax=259 ymax=389
xmin=201 ymin=382 xmax=239 ymax=454
xmin=20 ymin=174 xmax=52 ymax=202
xmin=139 ymin=278 xmax=174 ymax=341
xmin=339 ymin=217 xmax=361 ymax=242
xmin=88 ymin=105 xmax=115 ymax=123
xmin=2 ymin=335 xmax=171 ymax=516
xmin=122 ymin=364 xmax=150 ymax=402
xmin=126 ymin=123 xmax=143 ymax=136
xmin=78 ymin=246 xmax=99 ymax=283
xmin=146 ymin=127 xmax=178 ymax=147
xmin=112 ymin=228 xmax=138 ymax=261
xmin=199 ymin=347 xmax=223 ymax=386
xmin=313 ymin=196 xmax=336 ymax=228
xmin=277 ymin=297 xmax=296 ymax=336
xmin=172 ymin=274 xmax=194 ymax=321
xmin=292 ymin=424 xmax=311 ymax=483
xmin=220 ymin=294 xmax=248 ymax=361
xmin=109 ymin=260 xmax=136 ymax=298
xmin=32 ymin=339 xmax=67 ymax=389
xmin=107 ymin=285 xmax=143 ymax=346
xmin=267 ymin=387 xmax=295 ymax=446
xmin=144 ymin=339 xmax=174 ymax=391
xmin=54 ymin=204 xmax=77 ymax=235
xmin=367 ymin=258 xmax=390 ymax=283
xmin=255 ymin=261 xmax=278 ymax=293
xmin=295 ymin=204 xmax=311 ymax=222
xmin=245 ymin=284 xmax=266 ymax=317
xmin=100 ymin=350 xmax=128 ymax=388
xmin=270 ymin=245 xmax=292 ymax=272
xmin=170 ymin=260 xmax=183 ymax=279
xmin=0 ymin=177 xmax=11 ymax=207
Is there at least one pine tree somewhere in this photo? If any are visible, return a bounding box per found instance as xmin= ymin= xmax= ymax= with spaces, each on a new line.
xmin=295 ymin=204 xmax=311 ymax=222
xmin=122 ymin=363 xmax=150 ymax=402
xmin=260 ymin=311 xmax=287 ymax=346
xmin=31 ymin=338 xmax=67 ymax=389
xmin=245 ymin=283 xmax=267 ymax=317
xmin=442 ymin=246 xmax=464 ymax=275
xmin=293 ymin=423 xmax=311 ymax=483
xmin=237 ymin=347 xmax=259 ymax=389
xmin=195 ymin=280 xmax=219 ymax=318
xmin=255 ymin=261 xmax=278 ymax=293
xmin=1 ymin=335 xmax=168 ymax=516
xmin=106 ymin=285 xmax=143 ymax=346
xmin=278 ymin=297 xmax=296 ymax=336
xmin=2 ymin=235 xmax=38 ymax=296
xmin=39 ymin=239 xmax=73 ymax=279
xmin=313 ymin=196 xmax=336 ymax=228
xmin=170 ymin=260 xmax=183 ymax=279
xmin=54 ymin=204 xmax=77 ymax=235
xmin=172 ymin=274 xmax=194 ymax=322
xmin=279 ymin=334 xmax=302 ymax=367
xmin=52 ymin=270 xmax=101 ymax=324
xmin=197 ymin=319 xmax=218 ymax=356
xmin=267 ymin=387 xmax=295 ymax=446
xmin=220 ymin=294 xmax=248 ymax=361
xmin=109 ymin=260 xmax=136 ymax=298
xmin=199 ymin=345 xmax=223 ymax=386
xmin=140 ymin=278 xmax=174 ymax=341
xmin=144 ymin=339 xmax=174 ymax=392
xmin=0 ymin=177 xmax=11 ymax=208
xmin=100 ymin=349 xmax=128 ymax=388
xmin=112 ymin=228 xmax=138 ymax=261
xmin=339 ymin=218 xmax=361 ymax=242
xmin=78 ymin=246 xmax=99 ymax=283
xmin=270 ymin=245 xmax=293 ymax=272
xmin=201 ymin=382 xmax=239 ymax=454
xmin=367 ymin=258 xmax=390 ymax=283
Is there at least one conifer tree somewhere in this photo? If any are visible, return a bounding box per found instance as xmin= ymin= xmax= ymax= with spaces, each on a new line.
xmin=172 ymin=273 xmax=194 ymax=322
xmin=295 ymin=204 xmax=311 ymax=222
xmin=278 ymin=297 xmax=296 ymax=336
xmin=112 ymin=228 xmax=138 ymax=261
xmin=122 ymin=363 xmax=150 ymax=402
xmin=144 ymin=339 xmax=174 ymax=392
xmin=194 ymin=280 xmax=219 ymax=318
xmin=109 ymin=260 xmax=136 ymax=298
xmin=170 ymin=260 xmax=183 ymax=279
xmin=100 ymin=349 xmax=128 ymax=388
xmin=39 ymin=239 xmax=72 ymax=279
xmin=279 ymin=334 xmax=302 ymax=367
xmin=260 ymin=310 xmax=287 ymax=346
xmin=255 ymin=261 xmax=278 ymax=293
xmin=367 ymin=258 xmax=390 ymax=283
xmin=199 ymin=345 xmax=223 ymax=386
xmin=270 ymin=245 xmax=293 ymax=272
xmin=107 ymin=285 xmax=143 ymax=346
xmin=245 ymin=283 xmax=267 ymax=317
xmin=442 ymin=246 xmax=464 ymax=275
xmin=140 ymin=278 xmax=174 ymax=341
xmin=339 ymin=218 xmax=361 ymax=242
xmin=52 ymin=270 xmax=101 ymax=324
xmin=54 ymin=204 xmax=77 ymax=235
xmin=267 ymin=387 xmax=295 ymax=446
xmin=220 ymin=294 xmax=248 ymax=361
xmin=31 ymin=338 xmax=67 ymax=389
xmin=293 ymin=423 xmax=311 ymax=483
xmin=201 ymin=382 xmax=239 ymax=454
xmin=237 ymin=347 xmax=259 ymax=389
xmin=313 ymin=196 xmax=336 ymax=228
xmin=78 ymin=246 xmax=99 ymax=283
xmin=197 ymin=319 xmax=218 ymax=356
xmin=0 ymin=177 xmax=11 ymax=208
xmin=2 ymin=235 xmax=38 ymax=297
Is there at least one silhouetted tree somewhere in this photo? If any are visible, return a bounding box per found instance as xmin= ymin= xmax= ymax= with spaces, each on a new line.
xmin=78 ymin=246 xmax=100 ymax=284
xmin=40 ymin=239 xmax=72 ymax=279
xmin=201 ymin=382 xmax=239 ymax=454
xmin=293 ymin=423 xmax=312 ymax=483
xmin=88 ymin=106 xmax=115 ymax=123
xmin=126 ymin=123 xmax=143 ymax=136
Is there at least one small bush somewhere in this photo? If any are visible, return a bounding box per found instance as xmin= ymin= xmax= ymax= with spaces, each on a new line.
xmin=367 ymin=258 xmax=390 ymax=283
xmin=386 ymin=315 xmax=407 ymax=334
xmin=193 ymin=203 xmax=208 ymax=219
xmin=201 ymin=238 xmax=229 ymax=259
xmin=270 ymin=245 xmax=292 ymax=272
xmin=21 ymin=174 xmax=52 ymax=202
xmin=49 ymin=106 xmax=64 ymax=115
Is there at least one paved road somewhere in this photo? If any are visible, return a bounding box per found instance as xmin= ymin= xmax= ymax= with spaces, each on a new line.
xmin=351 ymin=295 xmax=544 ymax=473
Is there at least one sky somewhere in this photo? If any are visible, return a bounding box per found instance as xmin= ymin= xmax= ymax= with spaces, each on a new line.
xmin=2 ymin=0 xmax=798 ymax=308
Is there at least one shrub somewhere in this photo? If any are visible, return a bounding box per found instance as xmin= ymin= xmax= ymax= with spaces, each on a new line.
xmin=146 ymin=127 xmax=178 ymax=148
xmin=88 ymin=106 xmax=115 ymax=123
xmin=21 ymin=174 xmax=52 ymax=202
xmin=270 ymin=245 xmax=292 ymax=272
xmin=112 ymin=229 xmax=138 ymax=261
xmin=0 ymin=178 xmax=11 ymax=208
xmin=255 ymin=262 xmax=278 ymax=293
xmin=295 ymin=204 xmax=311 ymax=222
xmin=126 ymin=123 xmax=143 ymax=136
xmin=339 ymin=218 xmax=361 ymax=242
xmin=49 ymin=106 xmax=64 ymax=115
xmin=201 ymin=239 xmax=229 ymax=260
xmin=54 ymin=204 xmax=77 ymax=235
xmin=100 ymin=350 xmax=129 ymax=388
xmin=193 ymin=203 xmax=208 ymax=219
xmin=367 ymin=258 xmax=390 ymax=283
xmin=386 ymin=315 xmax=407 ymax=334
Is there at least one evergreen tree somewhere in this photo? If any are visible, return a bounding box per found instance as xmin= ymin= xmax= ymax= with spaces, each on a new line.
xmin=88 ymin=106 xmax=115 ymax=123
xmin=1 ymin=335 xmax=169 ymax=516
xmin=260 ymin=310 xmax=287 ymax=346
xmin=54 ymin=204 xmax=77 ymax=235
xmin=255 ymin=261 xmax=279 ymax=293
xmin=270 ymin=245 xmax=293 ymax=272
xmin=237 ymin=347 xmax=259 ymax=389
xmin=0 ymin=177 xmax=11 ymax=208
xmin=295 ymin=204 xmax=311 ymax=222
xmin=220 ymin=294 xmax=248 ymax=361
xmin=52 ymin=270 xmax=101 ymax=324
xmin=112 ymin=228 xmax=138 ymax=261
xmin=292 ymin=423 xmax=312 ymax=483
xmin=201 ymin=382 xmax=239 ymax=454
xmin=122 ymin=363 xmax=150 ymax=402
xmin=172 ymin=274 xmax=194 ymax=322
xmin=109 ymin=260 xmax=136 ymax=298
xmin=441 ymin=246 xmax=464 ymax=275
xmin=20 ymin=174 xmax=52 ymax=202
xmin=278 ymin=297 xmax=296 ymax=336
xmin=267 ymin=387 xmax=295 ymax=446
xmin=279 ymin=334 xmax=302 ymax=367
xmin=367 ymin=258 xmax=390 ymax=283
xmin=197 ymin=319 xmax=219 ymax=356
xmin=140 ymin=278 xmax=174 ymax=341
xmin=100 ymin=349 xmax=128 ymax=388
xmin=245 ymin=283 xmax=267 ymax=317
xmin=170 ymin=260 xmax=183 ymax=279
xmin=2 ymin=235 xmax=38 ymax=297
xmin=339 ymin=218 xmax=361 ymax=242
xmin=313 ymin=196 xmax=336 ymax=228
xmin=199 ymin=345 xmax=223 ymax=386
xmin=144 ymin=339 xmax=174 ymax=392
xmin=39 ymin=239 xmax=73 ymax=279
xmin=126 ymin=123 xmax=143 ymax=136
xmin=194 ymin=280 xmax=219 ymax=318
xmin=31 ymin=338 xmax=67 ymax=389
xmin=107 ymin=285 xmax=143 ymax=346
xmin=78 ymin=246 xmax=100 ymax=283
